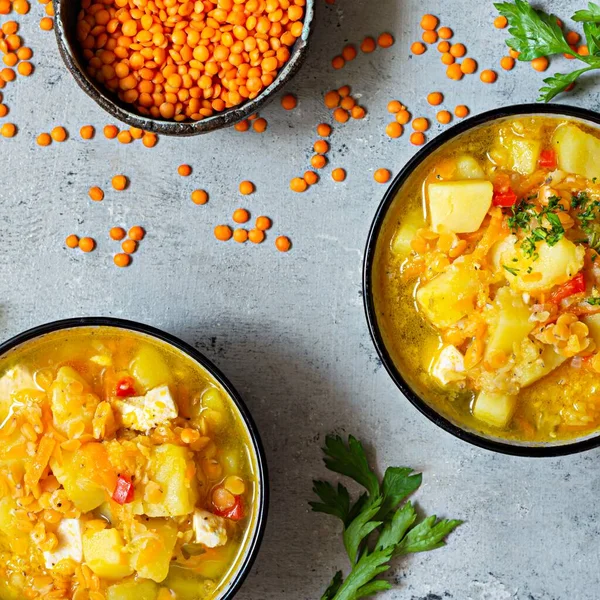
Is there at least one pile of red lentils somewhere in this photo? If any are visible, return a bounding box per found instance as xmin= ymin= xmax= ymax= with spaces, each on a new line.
xmin=76 ymin=0 xmax=307 ymax=122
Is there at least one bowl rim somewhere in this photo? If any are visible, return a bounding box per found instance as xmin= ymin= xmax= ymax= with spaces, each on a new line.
xmin=0 ymin=316 xmax=269 ymax=597
xmin=53 ymin=0 xmax=315 ymax=135
xmin=363 ymin=102 xmax=600 ymax=458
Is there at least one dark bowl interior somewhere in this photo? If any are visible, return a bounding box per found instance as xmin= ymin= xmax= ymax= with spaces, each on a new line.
xmin=0 ymin=317 xmax=269 ymax=598
xmin=54 ymin=1 xmax=315 ymax=135
xmin=363 ymin=103 xmax=600 ymax=458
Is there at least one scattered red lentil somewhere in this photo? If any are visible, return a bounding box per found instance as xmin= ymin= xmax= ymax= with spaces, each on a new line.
xmin=509 ymin=48 xmax=520 ymax=59
xmin=142 ymin=133 xmax=157 ymax=148
xmin=351 ymin=106 xmax=366 ymax=119
xmin=36 ymin=132 xmax=51 ymax=146
xmin=388 ymin=100 xmax=402 ymax=114
xmin=112 ymin=175 xmax=128 ymax=191
xmin=461 ymin=58 xmax=478 ymax=74
xmin=314 ymin=139 xmax=329 ymax=154
xmin=438 ymin=26 xmax=453 ymax=40
xmin=114 ymin=253 xmax=131 ymax=267
xmin=80 ymin=125 xmax=95 ymax=139
xmin=437 ymin=41 xmax=451 ymax=53
xmin=436 ymin=110 xmax=452 ymax=125
xmin=422 ymin=30 xmax=438 ymax=44
xmin=427 ymin=92 xmax=443 ymax=106
xmin=374 ymin=169 xmax=391 ymax=184
xmin=396 ymin=110 xmax=411 ymax=125
xmin=17 ymin=61 xmax=32 ymax=76
xmin=117 ymin=130 xmax=132 ymax=144
xmin=304 ymin=170 xmax=319 ymax=185
xmin=340 ymin=96 xmax=355 ymax=111
xmin=235 ymin=120 xmax=250 ymax=132
xmin=378 ymin=32 xmax=394 ymax=48
xmin=281 ymin=94 xmax=297 ymax=110
xmin=253 ymin=118 xmax=268 ymax=133
xmin=500 ymin=56 xmax=515 ymax=70
xmin=121 ymin=239 xmax=137 ymax=254
xmin=191 ymin=190 xmax=208 ymax=205
xmin=255 ymin=216 xmax=272 ymax=231
xmin=455 ymin=105 xmax=470 ymax=118
xmin=361 ymin=36 xmax=376 ymax=53
xmin=324 ymin=90 xmax=340 ymax=108
xmin=342 ymin=44 xmax=357 ymax=61
xmin=412 ymin=117 xmax=430 ymax=132
xmin=104 ymin=125 xmax=118 ymax=139
xmin=332 ymin=168 xmax=346 ymax=182
xmin=78 ymin=237 xmax=95 ymax=252
xmin=130 ymin=127 xmax=143 ymax=140
xmin=128 ymin=226 xmax=145 ymax=241
xmin=290 ymin=177 xmax=308 ymax=192
xmin=410 ymin=132 xmax=426 ymax=145
xmin=411 ymin=42 xmax=426 ymax=55
xmin=441 ymin=52 xmax=455 ymax=65
xmin=420 ymin=14 xmax=439 ymax=30
xmin=248 ymin=229 xmax=265 ymax=244
xmin=275 ymin=236 xmax=292 ymax=252
xmin=480 ymin=69 xmax=498 ymax=83
xmin=446 ymin=63 xmax=463 ymax=80
xmin=1 ymin=123 xmax=15 ymax=137
xmin=332 ymin=56 xmax=345 ymax=70
xmin=88 ymin=186 xmax=104 ymax=202
xmin=178 ymin=164 xmax=192 ymax=177
xmin=214 ymin=225 xmax=232 ymax=242
xmin=566 ymin=31 xmax=581 ymax=45
xmin=233 ymin=229 xmax=248 ymax=243
xmin=494 ymin=15 xmax=508 ymax=28
xmin=386 ymin=122 xmax=403 ymax=138
xmin=532 ymin=56 xmax=549 ymax=71
xmin=65 ymin=234 xmax=79 ymax=249
xmin=239 ymin=180 xmax=255 ymax=195
xmin=233 ymin=208 xmax=250 ymax=224
xmin=311 ymin=155 xmax=327 ymax=169
xmin=333 ymin=107 xmax=349 ymax=123
xmin=450 ymin=43 xmax=466 ymax=58
xmin=338 ymin=86 xmax=351 ymax=98
xmin=317 ymin=123 xmax=332 ymax=137
xmin=109 ymin=227 xmax=126 ymax=241
xmin=40 ymin=18 xmax=53 ymax=30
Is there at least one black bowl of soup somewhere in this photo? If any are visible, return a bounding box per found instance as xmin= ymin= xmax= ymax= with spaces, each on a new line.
xmin=364 ymin=104 xmax=600 ymax=457
xmin=0 ymin=317 xmax=268 ymax=599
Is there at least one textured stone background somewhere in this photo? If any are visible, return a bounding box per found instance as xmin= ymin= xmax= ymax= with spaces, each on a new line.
xmin=1 ymin=0 xmax=600 ymax=599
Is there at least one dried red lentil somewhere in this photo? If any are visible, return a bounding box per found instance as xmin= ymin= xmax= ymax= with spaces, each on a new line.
xmin=76 ymin=0 xmax=306 ymax=122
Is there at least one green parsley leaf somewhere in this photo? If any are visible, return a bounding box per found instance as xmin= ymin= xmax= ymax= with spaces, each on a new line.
xmin=332 ymin=548 xmax=393 ymax=600
xmin=573 ymin=2 xmax=600 ymax=22
xmin=310 ymin=481 xmax=351 ymax=524
xmin=494 ymin=0 xmax=574 ymax=60
xmin=503 ymin=265 xmax=520 ymax=276
xmin=321 ymin=572 xmax=344 ymax=600
xmin=395 ymin=516 xmax=463 ymax=555
xmin=539 ymin=68 xmax=596 ymax=101
xmin=376 ymin=502 xmax=418 ymax=552
xmin=584 ymin=21 xmax=600 ymax=55
xmin=321 ymin=435 xmax=380 ymax=498
xmin=343 ymin=497 xmax=383 ymax=564
xmin=378 ymin=467 xmax=422 ymax=519
xmin=587 ymin=297 xmax=600 ymax=305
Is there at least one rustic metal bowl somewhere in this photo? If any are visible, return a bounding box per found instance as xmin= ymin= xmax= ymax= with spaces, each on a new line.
xmin=54 ymin=1 xmax=315 ymax=135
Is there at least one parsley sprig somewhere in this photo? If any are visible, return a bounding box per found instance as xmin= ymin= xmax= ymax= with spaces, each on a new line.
xmin=495 ymin=1 xmax=600 ymax=101
xmin=311 ymin=435 xmax=462 ymax=600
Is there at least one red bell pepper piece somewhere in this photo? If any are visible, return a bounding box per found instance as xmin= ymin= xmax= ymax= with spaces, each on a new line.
xmin=112 ymin=474 xmax=134 ymax=505
xmin=538 ymin=149 xmax=557 ymax=169
xmin=492 ymin=188 xmax=518 ymax=207
xmin=550 ymin=272 xmax=586 ymax=303
xmin=215 ymin=497 xmax=244 ymax=521
xmin=115 ymin=376 xmax=136 ymax=397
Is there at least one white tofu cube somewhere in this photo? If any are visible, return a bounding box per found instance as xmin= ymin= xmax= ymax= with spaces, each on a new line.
xmin=193 ymin=509 xmax=228 ymax=548
xmin=431 ymin=345 xmax=466 ymax=386
xmin=115 ymin=385 xmax=178 ymax=432
xmin=43 ymin=519 xmax=83 ymax=569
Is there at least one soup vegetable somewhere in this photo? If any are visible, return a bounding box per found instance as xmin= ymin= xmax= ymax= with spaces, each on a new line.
xmin=0 ymin=327 xmax=259 ymax=600
xmin=374 ymin=116 xmax=600 ymax=443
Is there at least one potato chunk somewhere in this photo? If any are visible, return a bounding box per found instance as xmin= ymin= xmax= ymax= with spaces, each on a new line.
xmin=50 ymin=366 xmax=100 ymax=437
xmin=390 ymin=207 xmax=426 ymax=258
xmin=553 ymin=124 xmax=600 ymax=181
xmin=454 ymin=155 xmax=486 ymax=180
xmin=501 ymin=238 xmax=585 ymax=293
xmin=132 ymin=444 xmax=198 ymax=517
xmin=473 ymin=391 xmax=517 ymax=428
xmin=130 ymin=519 xmax=177 ymax=583
xmin=583 ymin=314 xmax=600 ymax=346
xmin=428 ymin=180 xmax=493 ymax=233
xmin=513 ymin=344 xmax=567 ymax=388
xmin=485 ymin=287 xmax=534 ymax=358
xmin=106 ymin=581 xmax=158 ymax=600
xmin=507 ymin=138 xmax=542 ymax=175
xmin=416 ymin=262 xmax=482 ymax=328
xmin=83 ymin=528 xmax=133 ymax=580
xmin=130 ymin=347 xmax=172 ymax=391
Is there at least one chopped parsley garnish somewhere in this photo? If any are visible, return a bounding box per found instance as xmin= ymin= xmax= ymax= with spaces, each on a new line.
xmin=503 ymin=265 xmax=520 ymax=276
xmin=572 ymin=192 xmax=600 ymax=233
xmin=587 ymin=297 xmax=600 ymax=306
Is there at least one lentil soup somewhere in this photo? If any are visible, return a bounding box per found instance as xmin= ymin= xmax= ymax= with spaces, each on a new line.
xmin=0 ymin=326 xmax=261 ymax=599
xmin=373 ymin=115 xmax=600 ymax=444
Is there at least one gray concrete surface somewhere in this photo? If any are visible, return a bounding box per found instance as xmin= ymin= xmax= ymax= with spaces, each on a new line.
xmin=1 ymin=0 xmax=599 ymax=598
